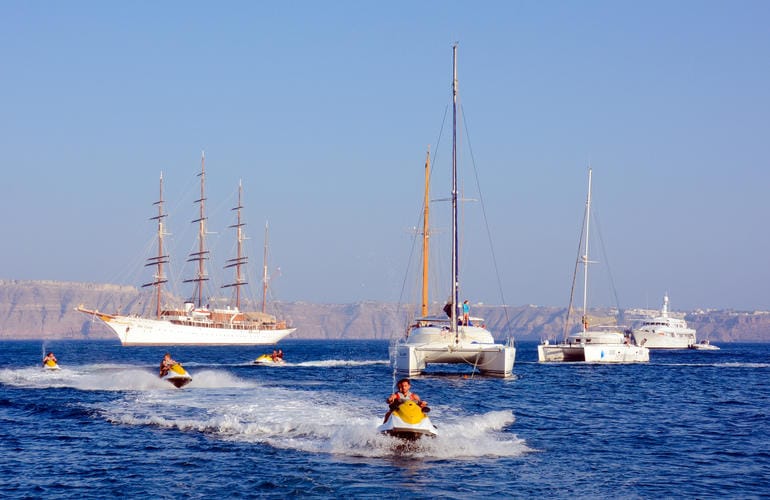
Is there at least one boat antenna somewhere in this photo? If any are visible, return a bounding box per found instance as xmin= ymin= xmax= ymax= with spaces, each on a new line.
xmin=451 ymin=42 xmax=459 ymax=338
xmin=184 ymin=151 xmax=210 ymax=308
xmin=142 ymin=172 xmax=169 ymax=318
xmin=223 ymin=180 xmax=248 ymax=310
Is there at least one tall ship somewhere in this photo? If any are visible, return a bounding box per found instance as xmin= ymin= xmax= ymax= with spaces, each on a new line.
xmin=631 ymin=294 xmax=696 ymax=349
xmin=392 ymin=44 xmax=516 ymax=378
xmin=77 ymin=153 xmax=296 ymax=345
xmin=537 ymin=168 xmax=649 ymax=363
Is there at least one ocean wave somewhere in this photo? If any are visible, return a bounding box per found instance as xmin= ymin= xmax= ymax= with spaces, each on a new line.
xmin=0 ymin=366 xmax=255 ymax=391
xmin=96 ymin=386 xmax=529 ymax=459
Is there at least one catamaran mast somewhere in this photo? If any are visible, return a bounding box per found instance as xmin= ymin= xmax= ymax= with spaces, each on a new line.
xmin=451 ymin=43 xmax=459 ymax=335
xmin=143 ymin=172 xmax=169 ymax=319
xmin=421 ymin=146 xmax=431 ymax=318
xmin=581 ymin=168 xmax=593 ymax=333
xmin=223 ymin=180 xmax=248 ymax=310
xmin=184 ymin=151 xmax=210 ymax=308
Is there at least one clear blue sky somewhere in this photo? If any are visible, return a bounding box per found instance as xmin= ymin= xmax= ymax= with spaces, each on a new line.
xmin=1 ymin=1 xmax=768 ymax=311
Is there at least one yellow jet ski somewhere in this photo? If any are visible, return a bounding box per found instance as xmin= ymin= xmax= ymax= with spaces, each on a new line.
xmin=252 ymin=354 xmax=285 ymax=365
xmin=378 ymin=400 xmax=438 ymax=440
xmin=161 ymin=363 xmax=192 ymax=388
xmin=43 ymin=359 xmax=61 ymax=371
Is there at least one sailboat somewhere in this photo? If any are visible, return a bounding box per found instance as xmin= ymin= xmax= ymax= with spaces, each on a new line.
xmin=392 ymin=44 xmax=516 ymax=377
xmin=537 ymin=168 xmax=649 ymax=363
xmin=77 ymin=153 xmax=296 ymax=346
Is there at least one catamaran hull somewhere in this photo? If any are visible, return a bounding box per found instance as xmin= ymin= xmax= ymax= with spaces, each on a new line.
xmin=91 ymin=314 xmax=295 ymax=346
xmin=394 ymin=342 xmax=516 ymax=377
xmin=538 ymin=342 xmax=649 ymax=363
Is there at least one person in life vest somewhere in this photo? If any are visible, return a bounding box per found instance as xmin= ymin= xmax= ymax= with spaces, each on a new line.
xmin=383 ymin=378 xmax=428 ymax=422
xmin=42 ymin=352 xmax=57 ymax=366
xmin=159 ymin=353 xmax=177 ymax=377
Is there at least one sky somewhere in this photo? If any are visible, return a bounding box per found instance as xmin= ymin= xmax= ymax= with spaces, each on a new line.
xmin=1 ymin=1 xmax=769 ymax=311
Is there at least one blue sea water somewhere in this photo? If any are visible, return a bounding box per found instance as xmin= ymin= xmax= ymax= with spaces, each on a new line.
xmin=1 ymin=339 xmax=769 ymax=498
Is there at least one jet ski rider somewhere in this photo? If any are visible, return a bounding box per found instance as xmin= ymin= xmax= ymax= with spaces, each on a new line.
xmin=384 ymin=378 xmax=428 ymax=422
xmin=42 ymin=352 xmax=57 ymax=366
xmin=159 ymin=353 xmax=177 ymax=377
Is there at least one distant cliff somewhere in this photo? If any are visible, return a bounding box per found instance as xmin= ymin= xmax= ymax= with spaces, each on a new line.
xmin=1 ymin=280 xmax=768 ymax=342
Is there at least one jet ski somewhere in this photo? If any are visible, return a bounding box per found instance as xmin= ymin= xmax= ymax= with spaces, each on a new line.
xmin=161 ymin=363 xmax=192 ymax=388
xmin=253 ymin=354 xmax=285 ymax=365
xmin=378 ymin=400 xmax=438 ymax=440
xmin=43 ymin=359 xmax=61 ymax=371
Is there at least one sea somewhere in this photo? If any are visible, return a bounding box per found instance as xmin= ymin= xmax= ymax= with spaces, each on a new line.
xmin=1 ymin=339 xmax=768 ymax=499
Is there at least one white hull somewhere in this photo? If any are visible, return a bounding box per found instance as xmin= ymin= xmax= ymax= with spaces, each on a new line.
xmin=394 ymin=323 xmax=516 ymax=377
xmin=538 ymin=329 xmax=649 ymax=363
xmin=689 ymin=341 xmax=720 ymax=350
xmin=95 ymin=313 xmax=295 ymax=346
xmin=632 ymin=329 xmax=696 ymax=349
xmin=538 ymin=342 xmax=649 ymax=363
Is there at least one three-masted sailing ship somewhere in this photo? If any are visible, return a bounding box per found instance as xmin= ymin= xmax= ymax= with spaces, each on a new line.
xmin=77 ymin=153 xmax=295 ymax=345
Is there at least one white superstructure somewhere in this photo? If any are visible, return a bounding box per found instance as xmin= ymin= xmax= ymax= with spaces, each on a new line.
xmin=632 ymin=294 xmax=696 ymax=349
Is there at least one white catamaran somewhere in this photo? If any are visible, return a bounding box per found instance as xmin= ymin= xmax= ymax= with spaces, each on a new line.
xmin=77 ymin=153 xmax=296 ymax=345
xmin=537 ymin=168 xmax=649 ymax=363
xmin=392 ymin=44 xmax=516 ymax=377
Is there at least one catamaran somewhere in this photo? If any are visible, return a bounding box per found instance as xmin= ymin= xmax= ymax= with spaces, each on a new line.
xmin=537 ymin=168 xmax=649 ymax=363
xmin=77 ymin=153 xmax=295 ymax=345
xmin=392 ymin=44 xmax=516 ymax=377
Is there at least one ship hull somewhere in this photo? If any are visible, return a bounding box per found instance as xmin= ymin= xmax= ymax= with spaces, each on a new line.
xmin=393 ymin=325 xmax=516 ymax=377
xmin=632 ymin=328 xmax=696 ymax=349
xmin=538 ymin=342 xmax=649 ymax=363
xmin=96 ymin=314 xmax=295 ymax=346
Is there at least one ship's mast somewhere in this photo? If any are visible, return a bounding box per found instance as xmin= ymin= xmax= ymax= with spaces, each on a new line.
xmin=451 ymin=43 xmax=459 ymax=336
xmin=223 ymin=180 xmax=248 ymax=310
xmin=421 ymin=146 xmax=431 ymax=318
xmin=262 ymin=221 xmax=269 ymax=314
xmin=184 ymin=151 xmax=210 ymax=308
xmin=142 ymin=172 xmax=169 ymax=318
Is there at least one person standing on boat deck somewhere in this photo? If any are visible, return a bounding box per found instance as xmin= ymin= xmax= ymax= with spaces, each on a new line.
xmin=384 ymin=378 xmax=428 ymax=422
xmin=462 ymin=300 xmax=470 ymax=326
xmin=159 ymin=353 xmax=176 ymax=377
xmin=42 ymin=352 xmax=57 ymax=366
